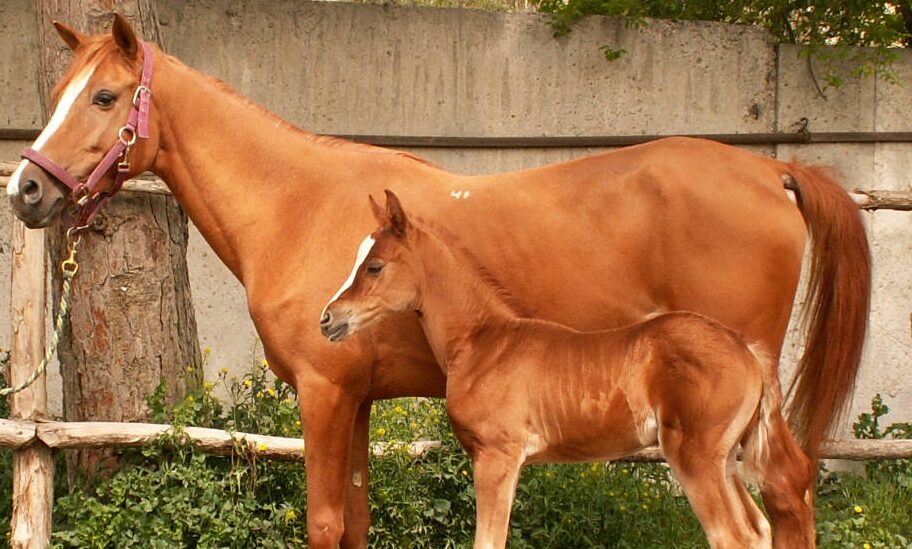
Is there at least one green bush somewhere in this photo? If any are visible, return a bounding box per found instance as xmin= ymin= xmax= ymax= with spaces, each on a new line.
xmin=0 ymin=344 xmax=908 ymax=547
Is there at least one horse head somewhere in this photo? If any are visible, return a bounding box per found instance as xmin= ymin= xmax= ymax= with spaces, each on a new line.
xmin=8 ymin=14 xmax=160 ymax=228
xmin=321 ymin=190 xmax=421 ymax=342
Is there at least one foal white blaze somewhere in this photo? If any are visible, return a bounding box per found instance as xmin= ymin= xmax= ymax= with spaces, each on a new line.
xmin=7 ymin=63 xmax=97 ymax=196
xmin=321 ymin=235 xmax=376 ymax=316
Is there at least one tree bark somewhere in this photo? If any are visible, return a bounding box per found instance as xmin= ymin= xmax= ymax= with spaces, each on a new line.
xmin=34 ymin=1 xmax=201 ymax=482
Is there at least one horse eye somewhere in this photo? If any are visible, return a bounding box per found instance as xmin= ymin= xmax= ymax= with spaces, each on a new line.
xmin=366 ymin=262 xmax=384 ymax=276
xmin=92 ymin=90 xmax=116 ymax=108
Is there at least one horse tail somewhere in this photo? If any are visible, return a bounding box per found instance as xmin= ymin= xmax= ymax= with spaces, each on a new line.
xmin=782 ymin=163 xmax=871 ymax=462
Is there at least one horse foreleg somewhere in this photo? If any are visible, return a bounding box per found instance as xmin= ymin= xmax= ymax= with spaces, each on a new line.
xmin=758 ymin=414 xmax=816 ymax=549
xmin=471 ymin=448 xmax=523 ymax=549
xmin=340 ymin=401 xmax=372 ymax=549
xmin=299 ymin=380 xmax=360 ymax=549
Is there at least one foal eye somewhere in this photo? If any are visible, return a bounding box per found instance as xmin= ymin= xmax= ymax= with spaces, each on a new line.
xmin=92 ymin=90 xmax=116 ymax=108
xmin=366 ymin=262 xmax=384 ymax=276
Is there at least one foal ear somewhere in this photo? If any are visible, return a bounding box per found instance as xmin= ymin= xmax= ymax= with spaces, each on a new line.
xmin=384 ymin=190 xmax=411 ymax=237
xmin=368 ymin=194 xmax=386 ymax=226
xmin=53 ymin=21 xmax=87 ymax=51
xmin=111 ymin=13 xmax=140 ymax=58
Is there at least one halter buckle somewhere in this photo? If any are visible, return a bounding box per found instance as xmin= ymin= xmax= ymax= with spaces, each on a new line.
xmin=73 ymin=184 xmax=90 ymax=206
xmin=132 ymin=85 xmax=150 ymax=108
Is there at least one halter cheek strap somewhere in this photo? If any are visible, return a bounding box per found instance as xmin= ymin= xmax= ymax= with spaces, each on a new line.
xmin=21 ymin=40 xmax=154 ymax=231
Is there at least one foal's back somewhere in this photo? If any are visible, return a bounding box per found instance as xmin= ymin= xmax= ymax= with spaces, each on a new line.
xmin=448 ymin=311 xmax=765 ymax=465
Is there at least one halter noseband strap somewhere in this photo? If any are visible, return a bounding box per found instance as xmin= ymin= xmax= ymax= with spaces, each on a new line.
xmin=21 ymin=40 xmax=154 ymax=231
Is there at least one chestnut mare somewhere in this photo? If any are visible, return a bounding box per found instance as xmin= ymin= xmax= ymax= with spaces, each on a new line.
xmin=7 ymin=15 xmax=869 ymax=549
xmin=322 ymin=190 xmax=803 ymax=548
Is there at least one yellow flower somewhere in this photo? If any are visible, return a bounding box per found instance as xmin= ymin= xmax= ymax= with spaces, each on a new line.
xmin=375 ymin=428 xmax=386 ymax=437
xmin=219 ymin=367 xmax=228 ymax=376
xmin=203 ymin=346 xmax=212 ymax=355
xmin=257 ymin=442 xmax=268 ymax=452
xmin=204 ymin=381 xmax=214 ymax=391
xmin=243 ymin=379 xmax=253 ymax=388
xmin=461 ymin=469 xmax=468 ymax=476
xmin=186 ymin=367 xmax=195 ymax=374
xmin=185 ymin=395 xmax=194 ymax=403
xmin=394 ymin=405 xmax=406 ymax=416
xmin=266 ymin=387 xmax=277 ymax=397
xmin=256 ymin=391 xmax=263 ymax=399
xmin=261 ymin=359 xmax=269 ymax=368
xmin=854 ymin=505 xmax=864 ymax=514
xmin=284 ymin=508 xmax=298 ymax=522
xmin=863 ymin=543 xmax=872 ymax=549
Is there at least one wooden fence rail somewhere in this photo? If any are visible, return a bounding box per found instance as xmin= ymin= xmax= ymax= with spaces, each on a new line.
xmin=1 ymin=418 xmax=911 ymax=462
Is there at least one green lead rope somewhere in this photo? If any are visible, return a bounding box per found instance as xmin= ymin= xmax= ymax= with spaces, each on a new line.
xmin=1 ymin=236 xmax=80 ymax=397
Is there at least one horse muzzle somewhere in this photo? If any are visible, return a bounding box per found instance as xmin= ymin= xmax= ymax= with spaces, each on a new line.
xmin=7 ymin=161 xmax=67 ymax=228
xmin=320 ymin=312 xmax=351 ymax=342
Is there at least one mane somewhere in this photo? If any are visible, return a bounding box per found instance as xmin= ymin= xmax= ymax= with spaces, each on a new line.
xmin=411 ymin=216 xmax=532 ymax=318
xmin=193 ymin=62 xmax=438 ymax=168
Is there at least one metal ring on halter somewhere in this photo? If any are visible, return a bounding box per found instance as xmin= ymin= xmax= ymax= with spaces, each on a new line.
xmin=118 ymin=125 xmax=137 ymax=146
xmin=132 ymin=85 xmax=150 ymax=107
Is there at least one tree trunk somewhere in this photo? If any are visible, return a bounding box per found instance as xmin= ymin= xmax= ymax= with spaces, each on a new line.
xmin=34 ymin=2 xmax=201 ymax=482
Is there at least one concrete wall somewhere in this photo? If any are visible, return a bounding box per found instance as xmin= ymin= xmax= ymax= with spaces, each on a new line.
xmin=0 ymin=1 xmax=909 ymax=433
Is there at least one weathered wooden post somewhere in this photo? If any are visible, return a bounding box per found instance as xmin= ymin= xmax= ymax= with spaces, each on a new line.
xmin=8 ymin=223 xmax=52 ymax=548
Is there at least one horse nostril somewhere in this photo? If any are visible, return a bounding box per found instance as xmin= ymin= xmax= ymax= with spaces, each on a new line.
xmin=21 ymin=179 xmax=42 ymax=205
xmin=320 ymin=312 xmax=331 ymax=326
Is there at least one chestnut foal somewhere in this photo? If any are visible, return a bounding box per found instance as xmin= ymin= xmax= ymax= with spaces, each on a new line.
xmin=322 ymin=191 xmax=802 ymax=549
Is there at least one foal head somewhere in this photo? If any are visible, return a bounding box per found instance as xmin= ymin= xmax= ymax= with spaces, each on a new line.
xmin=321 ymin=190 xmax=423 ymax=342
xmin=8 ymin=15 xmax=160 ymax=227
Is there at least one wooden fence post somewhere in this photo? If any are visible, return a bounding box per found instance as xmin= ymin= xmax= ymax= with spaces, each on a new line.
xmin=8 ymin=222 xmax=53 ymax=548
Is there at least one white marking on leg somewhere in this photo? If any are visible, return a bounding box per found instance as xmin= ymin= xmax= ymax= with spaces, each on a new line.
xmin=9 ymin=63 xmax=97 ymax=197
xmin=352 ymin=470 xmax=363 ymax=488
xmin=321 ymin=235 xmax=376 ymax=315
xmin=449 ymin=190 xmax=471 ymax=200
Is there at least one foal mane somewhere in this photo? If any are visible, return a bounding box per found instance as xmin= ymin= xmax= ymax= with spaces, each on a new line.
xmin=411 ymin=216 xmax=531 ymax=318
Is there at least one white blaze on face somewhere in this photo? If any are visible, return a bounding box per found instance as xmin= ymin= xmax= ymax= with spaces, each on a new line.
xmin=7 ymin=63 xmax=97 ymax=196
xmin=321 ymin=235 xmax=376 ymax=316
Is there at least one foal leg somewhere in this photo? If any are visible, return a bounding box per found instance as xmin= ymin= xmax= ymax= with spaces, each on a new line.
xmin=471 ymin=447 xmax=524 ymax=549
xmin=757 ymin=414 xmax=816 ymax=549
xmin=730 ymin=471 xmax=772 ymax=545
xmin=340 ymin=402 xmax=372 ymax=549
xmin=299 ymin=379 xmax=361 ymax=549
xmin=661 ymin=427 xmax=762 ymax=549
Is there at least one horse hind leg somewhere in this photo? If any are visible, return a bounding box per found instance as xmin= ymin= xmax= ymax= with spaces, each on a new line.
xmin=754 ymin=414 xmax=816 ymax=548
xmin=742 ymin=353 xmax=816 ymax=549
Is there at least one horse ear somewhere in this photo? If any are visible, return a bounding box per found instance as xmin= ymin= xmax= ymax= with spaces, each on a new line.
xmin=53 ymin=21 xmax=86 ymax=51
xmin=111 ymin=13 xmax=139 ymax=58
xmin=368 ymin=194 xmax=386 ymax=226
xmin=384 ymin=189 xmax=411 ymax=237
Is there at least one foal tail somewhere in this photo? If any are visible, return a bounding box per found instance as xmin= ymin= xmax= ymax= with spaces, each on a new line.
xmin=740 ymin=344 xmax=778 ymax=481
xmin=783 ymin=163 xmax=871 ymax=462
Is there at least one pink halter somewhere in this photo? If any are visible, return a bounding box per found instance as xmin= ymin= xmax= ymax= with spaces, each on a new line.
xmin=21 ymin=40 xmax=154 ymax=231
